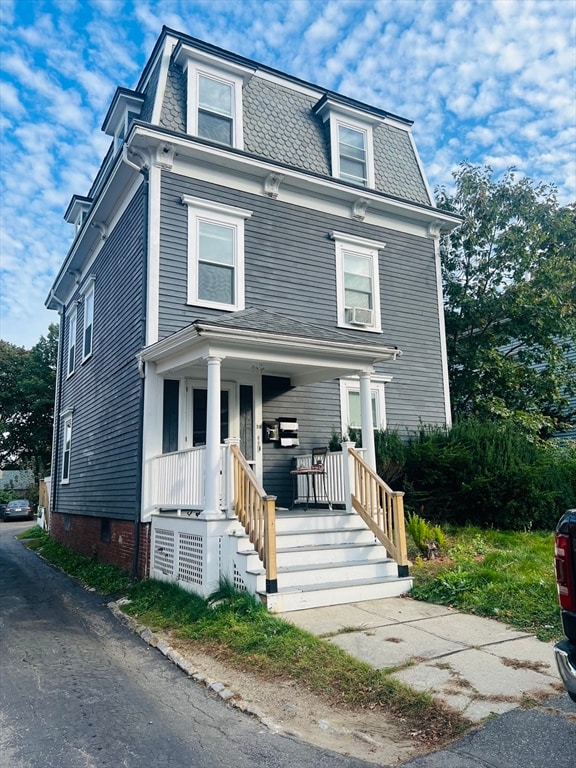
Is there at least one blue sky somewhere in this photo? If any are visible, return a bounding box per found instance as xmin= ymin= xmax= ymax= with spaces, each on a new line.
xmin=1 ymin=0 xmax=575 ymax=348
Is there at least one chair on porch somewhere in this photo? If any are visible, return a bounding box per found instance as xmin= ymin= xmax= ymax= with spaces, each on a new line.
xmin=290 ymin=447 xmax=333 ymax=511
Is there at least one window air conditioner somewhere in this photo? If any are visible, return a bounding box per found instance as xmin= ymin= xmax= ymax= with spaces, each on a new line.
xmin=345 ymin=307 xmax=373 ymax=326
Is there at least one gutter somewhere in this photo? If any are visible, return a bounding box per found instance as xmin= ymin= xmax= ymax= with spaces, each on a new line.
xmin=131 ymin=163 xmax=149 ymax=581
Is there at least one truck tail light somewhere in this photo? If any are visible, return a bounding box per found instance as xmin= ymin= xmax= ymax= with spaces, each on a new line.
xmin=555 ymin=532 xmax=576 ymax=612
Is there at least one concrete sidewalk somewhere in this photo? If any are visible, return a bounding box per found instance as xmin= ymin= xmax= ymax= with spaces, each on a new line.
xmin=278 ymin=597 xmax=563 ymax=722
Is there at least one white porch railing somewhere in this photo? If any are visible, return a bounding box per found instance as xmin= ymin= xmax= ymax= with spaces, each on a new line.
xmin=151 ymin=445 xmax=229 ymax=511
xmin=293 ymin=449 xmax=366 ymax=506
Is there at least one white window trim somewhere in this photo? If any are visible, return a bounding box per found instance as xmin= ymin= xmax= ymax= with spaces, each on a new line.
xmin=80 ymin=276 xmax=95 ymax=362
xmin=61 ymin=411 xmax=73 ymax=484
xmin=331 ymin=231 xmax=384 ymax=333
xmin=339 ymin=375 xmax=392 ymax=435
xmin=67 ymin=307 xmax=77 ymax=378
xmin=183 ymin=60 xmax=246 ymax=149
xmin=181 ymin=195 xmax=252 ymax=311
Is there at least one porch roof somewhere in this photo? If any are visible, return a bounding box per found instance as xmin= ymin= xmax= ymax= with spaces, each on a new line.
xmin=141 ymin=308 xmax=401 ymax=386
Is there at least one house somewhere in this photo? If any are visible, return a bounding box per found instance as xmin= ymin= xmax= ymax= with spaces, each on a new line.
xmin=555 ymin=343 xmax=576 ymax=440
xmin=45 ymin=27 xmax=460 ymax=611
xmin=0 ymin=469 xmax=35 ymax=497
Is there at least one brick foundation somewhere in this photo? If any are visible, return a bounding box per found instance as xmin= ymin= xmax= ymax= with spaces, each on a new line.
xmin=50 ymin=512 xmax=150 ymax=579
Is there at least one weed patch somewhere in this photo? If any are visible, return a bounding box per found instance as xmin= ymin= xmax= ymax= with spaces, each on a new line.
xmin=411 ymin=526 xmax=561 ymax=641
xmin=22 ymin=528 xmax=132 ymax=594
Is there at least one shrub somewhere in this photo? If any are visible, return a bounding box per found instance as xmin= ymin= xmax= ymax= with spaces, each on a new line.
xmin=406 ymin=512 xmax=445 ymax=558
xmin=369 ymin=420 xmax=575 ymax=530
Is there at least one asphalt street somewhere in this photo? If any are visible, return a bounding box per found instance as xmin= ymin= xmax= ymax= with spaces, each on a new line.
xmin=0 ymin=521 xmax=374 ymax=768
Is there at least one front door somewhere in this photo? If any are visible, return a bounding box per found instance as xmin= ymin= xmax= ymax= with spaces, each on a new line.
xmin=183 ymin=377 xmax=262 ymax=481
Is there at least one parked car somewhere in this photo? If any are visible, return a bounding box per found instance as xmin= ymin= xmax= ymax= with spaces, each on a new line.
xmin=554 ymin=509 xmax=576 ymax=703
xmin=2 ymin=499 xmax=34 ymax=521
xmin=0 ymin=503 xmax=7 ymax=520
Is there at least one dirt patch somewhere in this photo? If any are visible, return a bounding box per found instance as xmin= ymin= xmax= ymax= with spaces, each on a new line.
xmin=166 ymin=634 xmax=420 ymax=765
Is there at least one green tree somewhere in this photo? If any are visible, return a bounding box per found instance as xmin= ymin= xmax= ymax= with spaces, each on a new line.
xmin=436 ymin=164 xmax=576 ymax=434
xmin=0 ymin=324 xmax=58 ymax=475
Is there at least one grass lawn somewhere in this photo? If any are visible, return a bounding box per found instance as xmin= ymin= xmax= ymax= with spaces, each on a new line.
xmin=409 ymin=526 xmax=561 ymax=642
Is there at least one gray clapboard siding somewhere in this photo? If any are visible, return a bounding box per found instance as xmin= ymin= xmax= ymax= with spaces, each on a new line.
xmin=262 ymin=377 xmax=341 ymax=507
xmin=158 ymin=170 xmax=448 ymax=439
xmin=56 ymin=186 xmax=147 ymax=520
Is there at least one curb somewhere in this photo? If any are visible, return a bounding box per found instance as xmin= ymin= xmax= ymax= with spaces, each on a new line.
xmin=107 ymin=599 xmax=281 ymax=730
xmin=106 ymin=598 xmax=379 ymax=745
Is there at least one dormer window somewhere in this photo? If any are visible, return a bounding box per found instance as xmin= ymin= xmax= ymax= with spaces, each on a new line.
xmin=64 ymin=195 xmax=92 ymax=237
xmin=314 ymin=95 xmax=379 ymax=188
xmin=174 ymin=43 xmax=254 ymax=150
xmin=102 ymin=88 xmax=145 ymax=156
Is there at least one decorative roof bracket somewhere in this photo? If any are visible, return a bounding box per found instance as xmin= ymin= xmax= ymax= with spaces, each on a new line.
xmin=264 ymin=172 xmax=284 ymax=198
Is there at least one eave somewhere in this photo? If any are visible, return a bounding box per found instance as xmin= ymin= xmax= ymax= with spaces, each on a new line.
xmin=141 ymin=319 xmax=401 ymax=387
xmin=129 ymin=123 xmax=462 ymax=233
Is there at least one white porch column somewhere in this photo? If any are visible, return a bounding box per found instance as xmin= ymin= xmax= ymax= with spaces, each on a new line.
xmin=200 ymin=355 xmax=225 ymax=519
xmin=359 ymin=372 xmax=376 ymax=471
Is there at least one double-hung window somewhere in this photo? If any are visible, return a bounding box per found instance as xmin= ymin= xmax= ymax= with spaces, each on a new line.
xmin=61 ymin=413 xmax=73 ymax=483
xmin=67 ymin=308 xmax=77 ymax=377
xmin=198 ymin=74 xmax=234 ymax=145
xmin=81 ymin=278 xmax=95 ymax=360
xmin=339 ymin=377 xmax=391 ymax=434
xmin=182 ymin=196 xmax=252 ymax=311
xmin=338 ymin=124 xmax=368 ymax=186
xmin=313 ymin=97 xmax=377 ymax=188
xmin=332 ymin=231 xmax=384 ymax=332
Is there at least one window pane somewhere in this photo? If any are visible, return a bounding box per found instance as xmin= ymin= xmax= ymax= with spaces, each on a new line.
xmin=62 ymin=421 xmax=72 ymax=480
xmin=199 ymin=263 xmax=234 ymax=304
xmin=347 ymin=390 xmax=378 ymax=428
xmin=68 ymin=315 xmax=76 ymax=375
xmin=83 ymin=289 xmax=94 ymax=357
xmin=199 ymin=221 xmax=234 ymax=264
xmin=193 ymin=389 xmax=229 ymax=446
xmin=340 ymin=157 xmax=367 ymax=185
xmin=348 ymin=391 xmax=361 ymax=428
xmin=339 ymin=125 xmax=365 ymax=152
xmin=199 ymin=75 xmax=232 ymax=116
xmin=198 ymin=110 xmax=233 ymax=145
xmin=344 ymin=252 xmax=372 ymax=308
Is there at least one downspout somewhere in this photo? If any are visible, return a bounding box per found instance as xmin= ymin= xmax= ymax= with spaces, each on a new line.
xmin=49 ymin=292 xmax=66 ymax=522
xmin=131 ymin=163 xmax=149 ymax=580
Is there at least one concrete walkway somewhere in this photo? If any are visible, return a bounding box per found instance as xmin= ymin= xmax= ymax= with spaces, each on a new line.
xmin=278 ymin=597 xmax=563 ymax=722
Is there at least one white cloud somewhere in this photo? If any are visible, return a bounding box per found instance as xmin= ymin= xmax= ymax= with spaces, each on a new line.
xmin=0 ymin=81 xmax=25 ymax=116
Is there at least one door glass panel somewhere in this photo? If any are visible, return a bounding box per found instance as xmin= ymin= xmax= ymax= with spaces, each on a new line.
xmin=192 ymin=389 xmax=229 ymax=446
xmin=239 ymin=385 xmax=254 ymax=461
xmin=162 ymin=380 xmax=179 ymax=453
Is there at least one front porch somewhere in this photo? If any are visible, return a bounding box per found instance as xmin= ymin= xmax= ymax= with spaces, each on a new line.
xmin=140 ymin=309 xmax=411 ymax=611
xmin=148 ymin=442 xmax=412 ymax=612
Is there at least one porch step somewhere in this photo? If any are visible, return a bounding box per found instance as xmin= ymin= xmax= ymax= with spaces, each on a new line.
xmin=274 ymin=509 xmax=368 ymax=533
xmin=233 ymin=525 xmax=376 ymax=551
xmin=260 ymin=576 xmax=413 ymax=613
xmin=237 ymin=540 xmax=386 ymax=569
xmin=230 ymin=505 xmax=411 ymax=613
xmin=246 ymin=556 xmax=398 ymax=588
